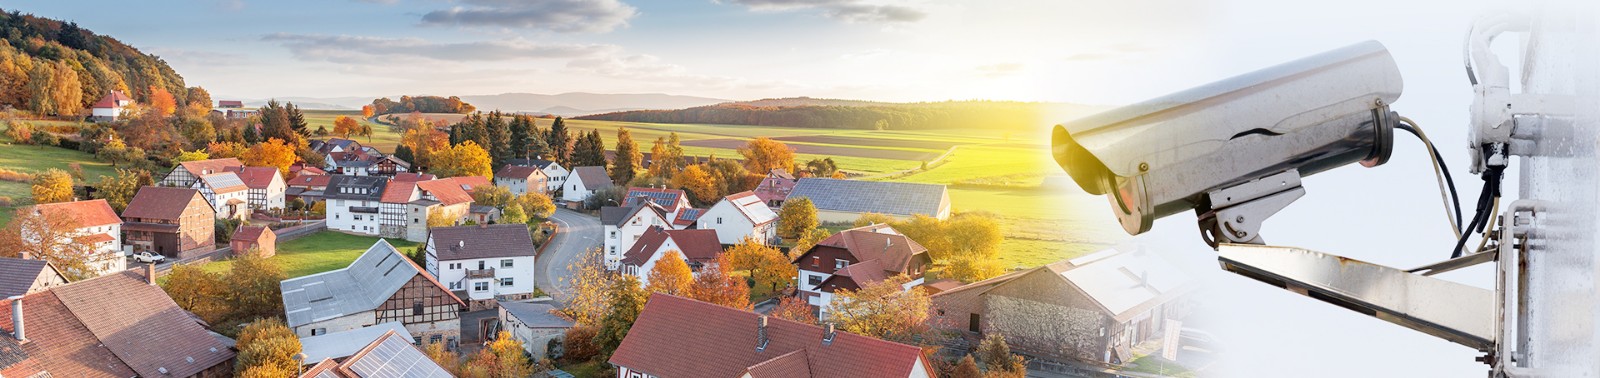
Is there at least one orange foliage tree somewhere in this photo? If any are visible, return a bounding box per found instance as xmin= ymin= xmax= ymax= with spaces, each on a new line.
xmin=333 ymin=115 xmax=359 ymax=138
xmin=148 ymin=85 xmax=177 ymax=116
xmin=669 ymin=164 xmax=718 ymax=206
xmin=686 ymin=254 xmax=751 ymax=310
xmin=737 ymin=137 xmax=795 ymax=175
xmin=240 ymin=138 xmax=298 ymax=175
xmin=645 ymin=250 xmax=693 ymax=296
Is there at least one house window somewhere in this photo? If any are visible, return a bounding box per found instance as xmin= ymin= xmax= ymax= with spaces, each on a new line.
xmin=413 ymin=300 xmax=423 ymax=316
xmin=808 ymin=275 xmax=822 ymax=286
xmin=610 ymin=231 xmax=617 ymax=238
xmin=450 ymin=282 xmax=460 ymax=290
xmin=835 ymin=259 xmax=848 ymax=270
xmin=431 ymin=335 xmax=442 ymax=345
xmin=811 ymin=256 xmax=819 ymax=267
xmin=312 ymin=328 xmax=327 ymax=336
xmin=969 ymin=314 xmax=981 ymax=333
xmin=474 ymin=282 xmax=489 ymax=291
xmin=501 ymin=259 xmax=513 ymax=268
xmin=414 ymin=337 xmax=423 ymax=345
xmin=501 ymin=277 xmax=514 ymax=286
xmin=717 ymin=217 xmax=723 ymax=224
xmin=478 ymin=261 xmax=485 ymax=270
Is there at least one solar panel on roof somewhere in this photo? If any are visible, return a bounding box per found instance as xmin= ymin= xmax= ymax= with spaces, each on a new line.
xmin=346 ymin=335 xmax=451 ymax=378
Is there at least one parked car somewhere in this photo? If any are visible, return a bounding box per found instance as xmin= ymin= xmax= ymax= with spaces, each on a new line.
xmin=132 ymin=251 xmax=166 ymax=263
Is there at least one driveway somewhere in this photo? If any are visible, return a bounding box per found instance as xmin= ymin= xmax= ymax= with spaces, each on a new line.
xmin=536 ymin=208 xmax=602 ymax=304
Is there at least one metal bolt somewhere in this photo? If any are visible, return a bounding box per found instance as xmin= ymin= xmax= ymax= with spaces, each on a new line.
xmin=1234 ymin=230 xmax=1247 ymax=238
xmin=1138 ymin=162 xmax=1150 ymax=172
xmin=1235 ymin=215 xmax=1245 ymax=223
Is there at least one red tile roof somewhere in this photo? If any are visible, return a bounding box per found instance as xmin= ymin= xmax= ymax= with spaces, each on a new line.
xmin=177 ymin=158 xmax=243 ymax=177
xmin=122 ymin=186 xmax=208 ymax=220
xmin=391 ymin=172 xmax=436 ymax=182
xmin=744 ymin=349 xmax=812 ymax=378
xmin=229 ymin=166 xmax=281 ymax=189
xmin=232 ymin=225 xmax=273 ymax=243
xmin=620 ymin=227 xmax=722 ymax=266
xmin=28 ymin=199 xmax=121 ymax=228
xmin=381 ymin=181 xmax=417 ymax=204
xmin=610 ymin=294 xmax=930 ymax=378
xmin=90 ymin=91 xmax=131 ymax=109
xmin=289 ymin=164 xmax=327 ymax=176
xmin=800 ymin=224 xmax=928 ymax=274
xmin=827 ymin=259 xmax=887 ymax=289
xmin=445 ymin=176 xmax=490 ymax=191
xmin=415 ymin=179 xmax=472 ymax=205
xmin=288 ymin=174 xmax=333 ymax=188
xmin=73 ymin=233 xmax=116 ymax=245
xmin=495 ymin=165 xmax=544 ymax=180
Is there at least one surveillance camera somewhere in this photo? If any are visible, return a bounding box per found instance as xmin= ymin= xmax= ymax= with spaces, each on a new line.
xmin=1052 ymin=40 xmax=1403 ymax=246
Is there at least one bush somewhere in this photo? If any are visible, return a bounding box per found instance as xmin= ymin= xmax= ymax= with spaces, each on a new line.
xmin=0 ymin=196 xmax=12 ymax=207
xmin=561 ymin=325 xmax=600 ymax=364
xmin=0 ymin=169 xmax=30 ymax=183
xmin=5 ymin=121 xmax=32 ymax=142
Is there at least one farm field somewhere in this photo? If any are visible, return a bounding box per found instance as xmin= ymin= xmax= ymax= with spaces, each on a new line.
xmin=302 ymin=110 xmax=401 ymax=152
xmin=197 ymin=230 xmax=419 ymax=278
xmin=0 ymin=134 xmax=119 ymax=225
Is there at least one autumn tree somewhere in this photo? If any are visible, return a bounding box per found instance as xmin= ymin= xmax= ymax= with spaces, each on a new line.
xmin=686 ymin=254 xmax=751 ymax=310
xmin=648 ymin=133 xmax=686 ymax=179
xmin=240 ymin=138 xmax=297 ymax=175
xmin=892 ymin=214 xmax=953 ymax=259
xmin=561 ymin=326 xmax=600 ymax=363
xmin=559 ymin=248 xmax=613 ymax=326
xmin=461 ymin=331 xmax=542 ymax=378
xmin=173 ymin=149 xmax=209 ymax=163
xmin=738 ymin=137 xmax=795 ymax=175
xmin=91 ymin=168 xmax=152 ymax=212
xmin=952 ymin=355 xmax=983 ymax=378
xmin=645 ymin=250 xmax=693 ymax=296
xmin=186 ymin=86 xmax=213 ymax=112
xmin=789 ymin=228 xmax=831 ymax=260
xmin=96 ymin=136 xmax=146 ymax=167
xmin=160 ymin=264 xmax=230 ymax=324
xmin=776 ymin=197 xmax=818 ymax=241
xmin=724 ymin=238 xmax=796 ymax=292
xmin=432 ymin=141 xmax=493 ymax=179
xmin=424 ymin=341 xmax=462 ymax=376
xmin=829 ymin=275 xmax=932 ymax=343
xmin=945 ymin=212 xmax=1004 ymax=259
xmin=0 ymin=209 xmax=96 ymax=280
xmin=148 ymin=85 xmax=177 ymax=116
xmin=946 ymin=255 xmax=1005 ymax=283
xmin=593 ymin=275 xmax=648 ymax=362
xmin=235 ymin=318 xmax=301 ymax=375
xmin=501 ymin=204 xmax=529 ymax=225
xmin=804 ymin=157 xmax=841 ymax=178
xmin=30 ymin=168 xmax=73 ymax=204
xmin=401 ymin=126 xmax=449 ymax=169
xmin=361 ymin=104 xmax=376 ymax=119
xmin=611 ymin=127 xmax=641 ymax=184
xmin=427 ymin=206 xmax=464 ymax=228
xmin=231 ymin=251 xmax=287 ymax=320
xmin=769 ymin=296 xmax=817 ymax=325
xmin=705 ymin=158 xmax=754 ymax=198
xmin=333 ymin=115 xmax=360 ymax=138
xmin=515 ymin=192 xmax=556 ymax=221
xmin=207 ymin=141 xmax=247 ymax=159
xmin=977 ymin=333 xmax=1027 ymax=377
xmin=471 ymin=185 xmax=514 ymax=208
xmin=670 ymin=164 xmax=718 ymax=206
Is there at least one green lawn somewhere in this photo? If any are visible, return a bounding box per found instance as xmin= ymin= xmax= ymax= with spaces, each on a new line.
xmin=302 ymin=110 xmax=404 ymax=153
xmin=198 ymin=230 xmax=419 ymax=278
xmin=0 ymin=135 xmax=120 ymax=226
xmin=556 ymin=360 xmax=604 ymax=378
xmin=1125 ymin=355 xmax=1197 ymax=377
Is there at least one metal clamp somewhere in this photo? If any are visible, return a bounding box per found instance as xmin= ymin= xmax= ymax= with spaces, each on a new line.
xmin=1197 ymin=169 xmax=1305 ymax=248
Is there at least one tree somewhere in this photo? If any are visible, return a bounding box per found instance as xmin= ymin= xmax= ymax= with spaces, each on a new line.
xmin=509 ymin=115 xmax=533 ymax=159
xmin=30 ymin=169 xmax=73 ymax=204
xmin=424 ymin=341 xmax=462 ymax=376
xmin=892 ymin=214 xmax=952 ymax=259
xmin=173 ymin=149 xmax=209 ymax=163
xmin=776 ymin=197 xmax=818 ymax=241
xmin=427 ymin=206 xmax=464 ymax=228
xmin=515 ymin=192 xmax=556 ymax=221
xmin=484 ymin=111 xmax=512 ymax=167
xmin=804 ymin=157 xmax=840 ymax=178
xmin=462 ymin=331 xmax=540 ymax=378
xmin=952 ymin=355 xmax=983 ymax=378
xmin=230 ymin=251 xmax=286 ymax=320
xmin=91 ymin=168 xmax=151 ymax=212
xmin=432 ymin=141 xmax=493 ymax=179
xmin=645 ymin=250 xmax=693 ymax=296
xmin=207 ymin=141 xmax=247 ymax=159
xmin=559 ymin=248 xmax=612 ymax=326
xmin=0 ymin=209 xmax=97 ymax=280
xmin=501 ymin=204 xmax=528 ymax=225
xmin=705 ymin=158 xmax=753 ymax=198
xmin=611 ymin=127 xmax=641 ymax=184
xmin=738 ymin=137 xmax=795 ymax=175
xmin=945 ymin=212 xmax=1004 ymax=259
xmin=241 ymin=122 xmax=262 ymax=144
xmin=95 ymin=136 xmax=145 ymax=167
xmin=670 ymin=164 xmax=718 ymax=206
xmin=769 ymin=296 xmax=817 ymax=325
xmin=361 ymin=104 xmax=376 ymax=119
xmin=471 ymin=185 xmax=514 ymax=208
xmin=333 ymin=115 xmax=360 ymax=138
xmin=148 ymin=85 xmax=177 ymax=116
xmin=723 ymin=238 xmax=795 ymax=292
xmin=160 ymin=264 xmax=230 ymax=324
xmin=685 ymin=254 xmax=751 ymax=310
xmin=648 ymin=133 xmax=686 ymax=179
xmin=240 ymin=138 xmax=298 ymax=175
xmin=571 ymin=130 xmax=606 ymax=168
xmin=946 ymin=254 xmax=1005 ymax=283
xmin=186 ymin=86 xmax=213 ymax=111
xmin=235 ymin=318 xmax=301 ymax=375
xmin=829 ymin=275 xmax=932 ymax=343
xmin=547 ymin=117 xmax=572 ymax=165
xmin=561 ymin=325 xmax=600 ymax=363
xmin=593 ymin=275 xmax=648 ymax=362
xmin=977 ymin=333 xmax=1027 ymax=377
xmin=789 ymin=228 xmax=831 ymax=260
xmin=401 ymin=126 xmax=449 ymax=170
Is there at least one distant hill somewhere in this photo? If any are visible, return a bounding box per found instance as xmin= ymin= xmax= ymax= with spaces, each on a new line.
xmin=577 ymin=99 xmax=1101 ymax=131
xmin=222 ymin=92 xmax=730 ymax=116
xmin=0 ymin=8 xmax=189 ymax=114
xmin=729 ymin=97 xmax=893 ymax=107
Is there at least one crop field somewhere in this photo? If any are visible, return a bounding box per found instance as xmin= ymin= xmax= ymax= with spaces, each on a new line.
xmin=302 ymin=110 xmax=403 ymax=152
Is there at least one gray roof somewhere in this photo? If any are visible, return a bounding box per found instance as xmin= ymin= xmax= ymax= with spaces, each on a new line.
xmin=599 ymin=202 xmax=666 ymax=227
xmin=342 ymin=331 xmax=452 ymax=378
xmin=298 ymin=322 xmax=412 ymax=363
xmin=507 ymin=158 xmax=558 ymax=169
xmin=786 ymin=178 xmax=950 ymax=217
xmin=0 ymin=257 xmax=52 ymax=299
xmin=280 ymin=240 xmax=425 ymax=328
xmin=498 ymin=301 xmax=574 ymax=329
xmin=428 ymin=224 xmax=535 ymax=261
xmin=323 ymin=175 xmax=388 ymax=201
xmin=571 ymin=166 xmax=613 ymax=189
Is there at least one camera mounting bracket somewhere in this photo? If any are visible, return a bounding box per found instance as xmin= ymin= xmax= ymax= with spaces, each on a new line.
xmin=1197 ymin=169 xmax=1305 ymax=249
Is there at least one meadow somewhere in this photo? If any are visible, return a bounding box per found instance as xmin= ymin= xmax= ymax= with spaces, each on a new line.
xmin=198 ymin=230 xmax=419 ymax=278
xmin=0 ymin=132 xmax=118 ymax=225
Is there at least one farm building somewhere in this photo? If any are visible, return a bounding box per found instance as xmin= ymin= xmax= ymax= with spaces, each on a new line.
xmin=299 ymin=329 xmax=452 ymax=378
xmin=296 ymin=321 xmax=411 ymax=366
xmin=279 ymin=240 xmax=464 ymax=345
xmin=786 ymin=178 xmax=951 ymax=223
xmin=697 ymin=191 xmax=778 ymax=245
xmin=496 ymin=301 xmax=573 ymax=357
xmin=0 ymin=257 xmax=68 ymax=298
xmin=121 ymin=186 xmax=215 ymax=259
xmin=230 ymin=225 xmax=276 ymax=257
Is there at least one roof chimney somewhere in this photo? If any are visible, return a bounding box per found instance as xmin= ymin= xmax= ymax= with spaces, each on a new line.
xmin=145 ymin=263 xmax=157 ymax=285
xmin=823 ymin=323 xmax=836 ymax=345
xmin=756 ymin=315 xmax=770 ymax=352
xmin=9 ymin=295 xmax=23 ymax=342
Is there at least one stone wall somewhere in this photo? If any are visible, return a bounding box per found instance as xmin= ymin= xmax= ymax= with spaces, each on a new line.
xmin=985 ymin=295 xmax=1109 ymax=362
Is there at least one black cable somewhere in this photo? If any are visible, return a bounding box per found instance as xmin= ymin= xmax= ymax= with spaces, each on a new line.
xmin=1396 ymin=123 xmax=1464 ymax=233
xmin=1451 ymin=166 xmax=1504 ymax=258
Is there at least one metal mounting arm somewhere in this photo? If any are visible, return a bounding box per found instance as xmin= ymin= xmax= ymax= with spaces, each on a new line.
xmin=1197 ymin=169 xmax=1305 ymax=248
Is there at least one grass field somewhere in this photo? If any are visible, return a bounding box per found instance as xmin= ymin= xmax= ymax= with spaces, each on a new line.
xmin=302 ymin=110 xmax=402 ymax=152
xmin=198 ymin=230 xmax=419 ymax=278
xmin=0 ymin=135 xmax=120 ymax=225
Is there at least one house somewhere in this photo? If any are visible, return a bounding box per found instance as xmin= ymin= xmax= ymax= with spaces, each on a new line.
xmin=609 ymin=294 xmax=935 ymax=378
xmin=121 ymin=186 xmax=215 ymax=259
xmin=561 ymin=166 xmax=612 ymax=204
xmin=673 ymin=207 xmax=705 ymax=229
xmin=424 ymin=224 xmax=538 ymax=311
xmin=192 ymin=172 xmax=250 ymax=219
xmin=286 ymin=173 xmax=334 ymax=204
xmin=88 ymin=90 xmax=133 ymax=121
xmin=228 ymin=166 xmax=287 ymax=212
xmin=289 ymin=163 xmax=327 ymax=178
xmin=296 ymin=322 xmax=411 ymax=365
xmin=929 ymin=249 xmax=1194 ymax=365
xmin=624 ymin=187 xmax=691 ymax=220
xmin=230 ymin=225 xmax=277 ymax=257
xmin=324 ymin=175 xmax=387 ymax=235
xmin=374 ymin=155 xmax=411 ymax=176
xmin=22 ymin=199 xmax=126 ymax=277
xmin=217 ymin=100 xmax=244 ymax=108
xmin=497 ymin=301 xmax=573 ymax=357
xmin=213 ymin=101 xmax=256 ymax=119
xmin=391 ymin=172 xmax=436 ymax=182
xmin=792 ymin=224 xmax=931 ymax=319
xmin=494 ymin=165 xmax=550 ymax=196
xmin=159 ymin=158 xmax=244 ymax=187
xmin=508 ymin=158 xmax=568 ymax=192
xmin=787 ymin=178 xmax=951 ymax=222
xmin=280 ymin=240 xmax=464 ymax=346
xmin=468 ymin=205 xmax=500 ymax=224
xmin=754 ymin=168 xmax=798 ymax=208
xmin=0 ymin=257 xmax=68 ymax=298
xmin=326 ymin=151 xmax=378 ymax=176
xmin=313 ymin=138 xmax=363 ymax=156
xmin=298 ymin=329 xmax=452 ymax=378
xmin=620 ymin=227 xmax=722 ymax=286
xmin=397 ymin=178 xmax=477 ymax=241
xmin=600 ymin=202 xmax=670 ymax=271
xmin=698 ymin=191 xmax=779 ymax=245
xmin=0 ymin=270 xmax=237 ymax=378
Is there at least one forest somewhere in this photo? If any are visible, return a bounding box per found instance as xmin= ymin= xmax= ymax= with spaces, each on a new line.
xmin=0 ymin=8 xmax=189 ymax=116
xmin=576 ymin=100 xmax=1047 ymax=130
xmin=366 ymin=95 xmax=477 ymax=117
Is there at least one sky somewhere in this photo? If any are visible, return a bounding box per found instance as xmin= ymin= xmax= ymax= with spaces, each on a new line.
xmin=9 ymin=0 xmax=1597 ymax=376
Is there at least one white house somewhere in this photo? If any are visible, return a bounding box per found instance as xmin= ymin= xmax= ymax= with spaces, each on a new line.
xmin=23 ymin=199 xmax=126 ymax=277
xmin=790 ymin=224 xmax=932 ymax=319
xmin=599 ymin=202 xmax=670 ymax=271
xmin=497 ymin=301 xmax=573 ymax=358
xmin=160 ymin=158 xmax=244 ymax=188
xmin=697 ymin=191 xmax=778 ymax=245
xmin=561 ymin=166 xmax=612 ymax=204
xmin=89 ymin=90 xmax=133 ymax=121
xmin=624 ymin=187 xmax=691 ymax=223
xmin=230 ymin=166 xmax=286 ymax=212
xmin=192 ymin=172 xmax=250 ymax=220
xmin=619 ymin=227 xmax=722 ymax=287
xmin=424 ymin=224 xmax=538 ymax=311
xmin=493 ymin=165 xmax=550 ymax=196
xmin=509 ymin=158 xmax=568 ymax=194
xmin=324 ymin=175 xmax=387 ymax=235
xmin=279 ymin=240 xmax=464 ymax=345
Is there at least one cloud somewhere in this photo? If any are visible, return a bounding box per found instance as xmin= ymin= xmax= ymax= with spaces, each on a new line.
xmin=566 ymin=53 xmax=739 ymax=88
xmin=723 ymin=0 xmax=926 ymax=23
xmin=262 ymin=33 xmax=618 ymax=65
xmin=420 ymin=0 xmax=639 ymax=33
xmin=976 ymin=62 xmax=1023 ymax=78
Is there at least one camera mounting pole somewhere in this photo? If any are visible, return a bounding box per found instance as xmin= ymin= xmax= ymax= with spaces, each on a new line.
xmin=1196 ymin=169 xmax=1305 ymax=248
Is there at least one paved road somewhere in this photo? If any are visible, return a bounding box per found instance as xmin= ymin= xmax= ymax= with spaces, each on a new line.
xmin=536 ymin=208 xmax=603 ymax=303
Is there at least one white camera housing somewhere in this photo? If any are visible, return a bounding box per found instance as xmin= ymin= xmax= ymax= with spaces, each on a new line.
xmin=1052 ymin=41 xmax=1403 ymax=242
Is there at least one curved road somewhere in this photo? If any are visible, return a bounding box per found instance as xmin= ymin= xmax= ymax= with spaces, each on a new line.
xmin=536 ymin=208 xmax=602 ymax=304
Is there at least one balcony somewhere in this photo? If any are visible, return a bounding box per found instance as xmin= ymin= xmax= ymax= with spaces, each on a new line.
xmin=465 ymin=268 xmax=496 ymax=279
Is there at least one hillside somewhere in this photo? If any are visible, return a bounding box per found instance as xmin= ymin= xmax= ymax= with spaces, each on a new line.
xmin=576 ymin=100 xmax=1095 ymax=131
xmin=0 ymin=8 xmax=188 ymax=115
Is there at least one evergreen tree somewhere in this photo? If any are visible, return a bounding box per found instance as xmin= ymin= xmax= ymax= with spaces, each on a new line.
xmin=393 ymin=144 xmax=415 ymax=171
xmin=448 ymin=122 xmax=461 ymax=145
xmin=242 ymin=123 xmax=262 ymax=144
xmin=509 ymin=115 xmax=532 ymax=160
xmin=286 ymin=102 xmax=309 ymax=138
xmin=572 ymin=130 xmax=607 ymax=167
xmin=547 ymin=117 xmax=572 ymax=165
xmin=485 ymin=110 xmax=511 ymax=167
xmin=612 ymin=127 xmax=640 ymax=184
xmin=528 ymin=120 xmax=551 ymax=160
